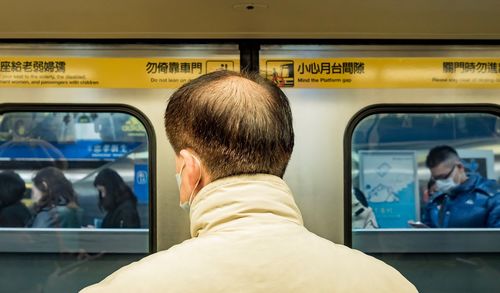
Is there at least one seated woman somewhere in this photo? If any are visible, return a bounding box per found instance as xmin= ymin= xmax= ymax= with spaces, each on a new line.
xmin=93 ymin=168 xmax=140 ymax=228
xmin=0 ymin=171 xmax=31 ymax=227
xmin=29 ymin=167 xmax=82 ymax=228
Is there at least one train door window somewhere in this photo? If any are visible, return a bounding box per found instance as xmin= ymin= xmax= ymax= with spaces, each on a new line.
xmin=348 ymin=108 xmax=500 ymax=253
xmin=0 ymin=107 xmax=154 ymax=290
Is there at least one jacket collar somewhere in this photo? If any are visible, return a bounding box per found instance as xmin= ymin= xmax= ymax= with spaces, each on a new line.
xmin=429 ymin=191 xmax=446 ymax=203
xmin=189 ymin=174 xmax=304 ymax=237
xmin=450 ymin=173 xmax=482 ymax=196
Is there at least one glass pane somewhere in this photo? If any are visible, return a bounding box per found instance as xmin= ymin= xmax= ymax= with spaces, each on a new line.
xmin=0 ymin=111 xmax=150 ymax=254
xmin=351 ymin=112 xmax=500 ymax=252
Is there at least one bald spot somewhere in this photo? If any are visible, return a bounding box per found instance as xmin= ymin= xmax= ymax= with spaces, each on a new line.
xmin=196 ymin=75 xmax=277 ymax=136
xmin=164 ymin=70 xmax=294 ymax=180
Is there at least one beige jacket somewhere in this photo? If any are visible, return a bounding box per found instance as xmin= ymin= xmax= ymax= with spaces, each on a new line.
xmin=81 ymin=174 xmax=417 ymax=293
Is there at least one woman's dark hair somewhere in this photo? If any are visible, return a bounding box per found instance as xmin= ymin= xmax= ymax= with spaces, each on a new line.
xmin=0 ymin=171 xmax=26 ymax=207
xmin=93 ymin=168 xmax=137 ymax=212
xmin=32 ymin=167 xmax=78 ymax=212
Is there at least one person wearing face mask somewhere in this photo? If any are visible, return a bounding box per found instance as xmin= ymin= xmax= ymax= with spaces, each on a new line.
xmin=93 ymin=168 xmax=140 ymax=229
xmin=81 ymin=70 xmax=416 ymax=293
xmin=423 ymin=145 xmax=500 ymax=228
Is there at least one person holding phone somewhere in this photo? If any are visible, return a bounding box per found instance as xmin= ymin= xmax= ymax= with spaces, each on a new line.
xmin=422 ymin=145 xmax=500 ymax=228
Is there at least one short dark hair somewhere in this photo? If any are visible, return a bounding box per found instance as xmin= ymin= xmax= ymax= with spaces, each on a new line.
xmin=32 ymin=167 xmax=79 ymax=211
xmin=427 ymin=178 xmax=436 ymax=190
xmin=425 ymin=145 xmax=460 ymax=169
xmin=164 ymin=70 xmax=294 ymax=180
xmin=0 ymin=171 xmax=26 ymax=207
xmin=94 ymin=168 xmax=137 ymax=211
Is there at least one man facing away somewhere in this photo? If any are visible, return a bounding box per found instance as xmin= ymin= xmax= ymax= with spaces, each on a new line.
xmin=81 ymin=71 xmax=417 ymax=292
xmin=423 ymin=145 xmax=500 ymax=228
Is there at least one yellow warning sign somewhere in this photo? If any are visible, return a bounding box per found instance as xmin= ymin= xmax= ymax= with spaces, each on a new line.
xmin=0 ymin=57 xmax=240 ymax=88
xmin=261 ymin=58 xmax=500 ymax=88
xmin=206 ymin=61 xmax=236 ymax=73
xmin=265 ymin=60 xmax=295 ymax=87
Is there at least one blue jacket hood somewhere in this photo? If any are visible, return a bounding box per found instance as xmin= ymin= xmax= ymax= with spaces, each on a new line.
xmin=450 ymin=174 xmax=498 ymax=198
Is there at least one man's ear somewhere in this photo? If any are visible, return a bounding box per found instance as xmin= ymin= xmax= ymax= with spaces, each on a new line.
xmin=455 ymin=162 xmax=469 ymax=183
xmin=179 ymin=149 xmax=203 ymax=193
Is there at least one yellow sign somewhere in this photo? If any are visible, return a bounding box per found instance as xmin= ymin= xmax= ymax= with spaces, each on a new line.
xmin=261 ymin=58 xmax=500 ymax=88
xmin=205 ymin=60 xmax=236 ymax=73
xmin=0 ymin=57 xmax=240 ymax=88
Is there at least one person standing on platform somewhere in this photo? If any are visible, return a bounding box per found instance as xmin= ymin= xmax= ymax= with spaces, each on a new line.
xmin=82 ymin=71 xmax=417 ymax=292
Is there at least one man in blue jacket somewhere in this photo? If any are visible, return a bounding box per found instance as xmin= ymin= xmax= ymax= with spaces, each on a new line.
xmin=423 ymin=145 xmax=500 ymax=228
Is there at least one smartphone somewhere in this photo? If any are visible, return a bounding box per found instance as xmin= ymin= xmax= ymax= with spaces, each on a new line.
xmin=408 ymin=220 xmax=429 ymax=228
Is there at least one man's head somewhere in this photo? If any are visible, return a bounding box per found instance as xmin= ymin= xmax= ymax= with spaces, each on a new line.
xmin=425 ymin=145 xmax=467 ymax=193
xmin=164 ymin=70 xmax=294 ymax=205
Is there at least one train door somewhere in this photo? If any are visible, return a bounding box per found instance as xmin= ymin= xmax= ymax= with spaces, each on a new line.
xmin=0 ymin=44 xmax=239 ymax=292
xmin=261 ymin=44 xmax=500 ymax=292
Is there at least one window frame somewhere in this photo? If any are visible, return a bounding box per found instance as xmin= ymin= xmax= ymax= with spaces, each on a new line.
xmin=0 ymin=103 xmax=157 ymax=253
xmin=343 ymin=103 xmax=500 ymax=252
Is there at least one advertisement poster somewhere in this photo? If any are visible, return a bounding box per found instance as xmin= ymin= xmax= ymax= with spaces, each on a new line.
xmin=359 ymin=151 xmax=418 ymax=228
xmin=457 ymin=149 xmax=495 ymax=180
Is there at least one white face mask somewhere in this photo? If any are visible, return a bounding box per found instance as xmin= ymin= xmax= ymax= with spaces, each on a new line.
xmin=176 ymin=155 xmax=201 ymax=213
xmin=179 ymin=199 xmax=190 ymax=212
xmin=175 ymin=165 xmax=184 ymax=191
xmin=435 ymin=177 xmax=458 ymax=194
xmin=435 ymin=166 xmax=459 ymax=193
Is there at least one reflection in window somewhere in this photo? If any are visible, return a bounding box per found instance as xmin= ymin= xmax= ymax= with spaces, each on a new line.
xmin=0 ymin=111 xmax=150 ymax=252
xmin=351 ymin=113 xmax=500 ymax=230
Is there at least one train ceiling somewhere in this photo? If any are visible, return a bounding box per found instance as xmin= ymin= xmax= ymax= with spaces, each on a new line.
xmin=0 ymin=0 xmax=499 ymax=39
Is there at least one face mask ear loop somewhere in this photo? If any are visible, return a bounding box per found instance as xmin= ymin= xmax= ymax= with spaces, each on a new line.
xmin=188 ymin=156 xmax=202 ymax=206
xmin=176 ymin=162 xmax=186 ymax=205
xmin=179 ymin=163 xmax=185 ymax=177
